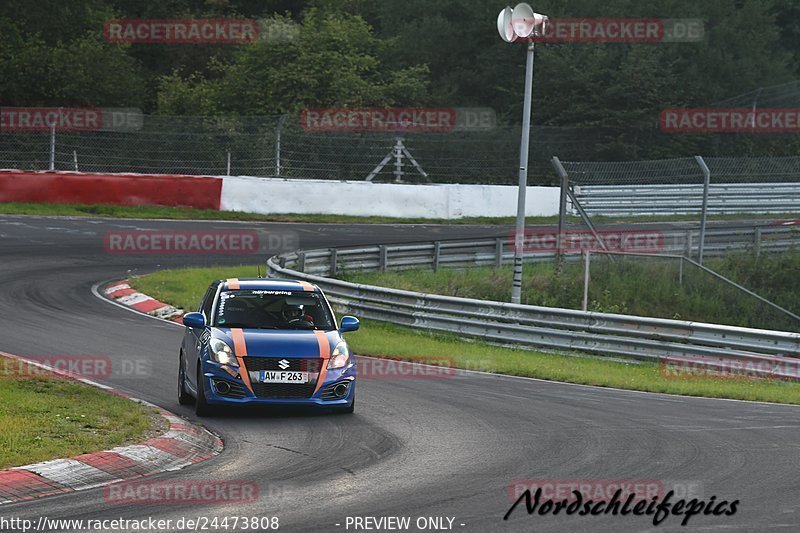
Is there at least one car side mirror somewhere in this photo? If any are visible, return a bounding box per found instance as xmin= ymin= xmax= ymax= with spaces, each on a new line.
xmin=339 ymin=316 xmax=360 ymax=333
xmin=182 ymin=312 xmax=206 ymax=328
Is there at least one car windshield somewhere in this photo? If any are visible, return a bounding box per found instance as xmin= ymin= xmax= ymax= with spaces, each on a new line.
xmin=213 ymin=290 xmax=334 ymax=330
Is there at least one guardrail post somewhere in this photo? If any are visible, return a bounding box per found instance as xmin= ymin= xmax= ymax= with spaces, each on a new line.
xmin=754 ymin=227 xmax=762 ymax=258
xmin=329 ymin=248 xmax=338 ymax=277
xmin=379 ymin=245 xmax=388 ymax=272
xmin=495 ymin=238 xmax=504 ymax=268
xmin=297 ymin=252 xmax=306 ymax=272
xmin=582 ymin=250 xmax=590 ymax=312
xmin=433 ymin=241 xmax=441 ymax=272
xmin=684 ymin=231 xmax=693 ymax=258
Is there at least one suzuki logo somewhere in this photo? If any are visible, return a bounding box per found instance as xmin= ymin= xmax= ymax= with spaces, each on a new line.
xmin=278 ymin=359 xmax=291 ymax=370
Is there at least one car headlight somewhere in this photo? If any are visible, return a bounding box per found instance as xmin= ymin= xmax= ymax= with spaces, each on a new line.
xmin=328 ymin=341 xmax=351 ymax=369
xmin=210 ymin=338 xmax=238 ymax=367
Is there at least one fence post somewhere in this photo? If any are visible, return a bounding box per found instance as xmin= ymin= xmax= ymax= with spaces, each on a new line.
xmin=49 ymin=124 xmax=56 ymax=171
xmin=226 ymin=150 xmax=231 ymax=176
xmin=275 ymin=115 xmax=287 ymax=177
xmin=433 ymin=241 xmax=441 ymax=272
xmin=297 ymin=252 xmax=306 ymax=272
xmin=73 ymin=150 xmax=78 ymax=172
xmin=678 ymin=257 xmax=684 ymax=285
xmin=552 ymin=156 xmax=569 ymax=262
xmin=694 ymin=155 xmax=711 ymax=264
xmin=582 ymin=250 xmax=590 ymax=312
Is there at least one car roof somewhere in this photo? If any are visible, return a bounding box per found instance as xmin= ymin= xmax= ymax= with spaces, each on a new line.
xmin=219 ymin=278 xmax=318 ymax=293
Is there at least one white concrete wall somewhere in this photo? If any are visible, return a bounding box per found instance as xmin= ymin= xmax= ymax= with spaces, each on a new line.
xmin=220 ymin=176 xmax=560 ymax=219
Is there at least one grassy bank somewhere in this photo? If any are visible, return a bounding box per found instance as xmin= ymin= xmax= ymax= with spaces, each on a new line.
xmin=0 ymin=201 xmax=538 ymax=225
xmin=129 ymin=265 xmax=800 ymax=405
xmin=343 ymin=252 xmax=800 ymax=332
xmin=0 ymin=355 xmax=158 ymax=469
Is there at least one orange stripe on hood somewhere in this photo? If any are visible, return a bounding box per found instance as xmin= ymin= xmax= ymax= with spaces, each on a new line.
xmin=230 ymin=328 xmax=253 ymax=394
xmin=312 ymin=330 xmax=331 ymax=395
xmin=227 ymin=278 xmax=240 ymax=290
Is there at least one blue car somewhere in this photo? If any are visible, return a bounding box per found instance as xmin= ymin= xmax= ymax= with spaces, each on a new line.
xmin=178 ymin=278 xmax=359 ymax=416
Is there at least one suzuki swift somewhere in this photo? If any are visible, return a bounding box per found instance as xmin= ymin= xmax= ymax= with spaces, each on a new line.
xmin=178 ymin=278 xmax=359 ymax=415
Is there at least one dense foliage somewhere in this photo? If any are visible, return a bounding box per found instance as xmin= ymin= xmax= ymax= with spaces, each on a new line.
xmin=2 ymin=0 xmax=800 ymax=159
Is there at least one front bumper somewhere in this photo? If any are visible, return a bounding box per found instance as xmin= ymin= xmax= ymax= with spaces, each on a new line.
xmin=201 ymin=359 xmax=356 ymax=407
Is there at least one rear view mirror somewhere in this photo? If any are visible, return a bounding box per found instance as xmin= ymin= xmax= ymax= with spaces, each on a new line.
xmin=339 ymin=316 xmax=360 ymax=333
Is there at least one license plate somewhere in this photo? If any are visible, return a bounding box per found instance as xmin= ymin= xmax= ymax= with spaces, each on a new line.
xmin=257 ymin=371 xmax=308 ymax=384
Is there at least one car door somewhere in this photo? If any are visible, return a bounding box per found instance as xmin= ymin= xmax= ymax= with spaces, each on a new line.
xmin=183 ymin=282 xmax=218 ymax=390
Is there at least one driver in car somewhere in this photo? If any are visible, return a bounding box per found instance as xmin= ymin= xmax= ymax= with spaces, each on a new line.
xmin=282 ymin=303 xmax=315 ymax=328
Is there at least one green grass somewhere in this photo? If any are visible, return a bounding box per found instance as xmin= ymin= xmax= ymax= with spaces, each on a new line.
xmin=129 ymin=264 xmax=800 ymax=405
xmin=342 ymin=252 xmax=800 ymax=332
xmin=0 ymin=356 xmax=157 ymax=469
xmin=0 ymin=201 xmax=795 ymax=225
xmin=0 ymin=201 xmax=545 ymax=225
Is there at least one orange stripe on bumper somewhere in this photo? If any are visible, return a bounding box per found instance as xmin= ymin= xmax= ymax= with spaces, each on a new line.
xmin=230 ymin=328 xmax=253 ymax=394
xmin=313 ymin=330 xmax=331 ymax=396
xmin=227 ymin=278 xmax=240 ymax=290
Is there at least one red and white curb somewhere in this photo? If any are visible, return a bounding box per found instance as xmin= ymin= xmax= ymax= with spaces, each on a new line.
xmin=104 ymin=282 xmax=183 ymax=320
xmin=0 ymin=352 xmax=222 ymax=505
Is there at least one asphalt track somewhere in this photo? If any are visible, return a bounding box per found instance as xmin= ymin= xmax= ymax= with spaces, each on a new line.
xmin=1 ymin=215 xmax=799 ymax=533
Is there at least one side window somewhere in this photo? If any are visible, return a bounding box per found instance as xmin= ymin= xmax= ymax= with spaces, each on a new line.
xmin=199 ymin=283 xmax=218 ymax=321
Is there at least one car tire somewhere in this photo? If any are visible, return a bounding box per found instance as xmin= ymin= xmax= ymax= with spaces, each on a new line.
xmin=178 ymin=353 xmax=193 ymax=405
xmin=195 ymin=365 xmax=212 ymax=416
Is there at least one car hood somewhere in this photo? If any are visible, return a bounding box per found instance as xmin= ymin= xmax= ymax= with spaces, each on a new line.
xmin=213 ymin=328 xmax=340 ymax=358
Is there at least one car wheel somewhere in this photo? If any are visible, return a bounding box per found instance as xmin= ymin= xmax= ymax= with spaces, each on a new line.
xmin=195 ymin=365 xmax=212 ymax=416
xmin=178 ymin=353 xmax=193 ymax=405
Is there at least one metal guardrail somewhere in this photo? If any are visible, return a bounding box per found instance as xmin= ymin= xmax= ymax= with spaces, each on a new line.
xmin=574 ymin=182 xmax=800 ymax=216
xmin=266 ymin=225 xmax=800 ymax=373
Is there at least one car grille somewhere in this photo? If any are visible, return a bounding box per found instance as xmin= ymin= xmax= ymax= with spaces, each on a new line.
xmin=243 ymin=357 xmax=322 ymax=399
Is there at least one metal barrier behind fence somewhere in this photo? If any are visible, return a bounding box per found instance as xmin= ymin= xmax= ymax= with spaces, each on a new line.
xmin=266 ymin=229 xmax=800 ymax=375
xmin=557 ymin=155 xmax=800 ymax=217
xmin=0 ymin=114 xmax=612 ymax=185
